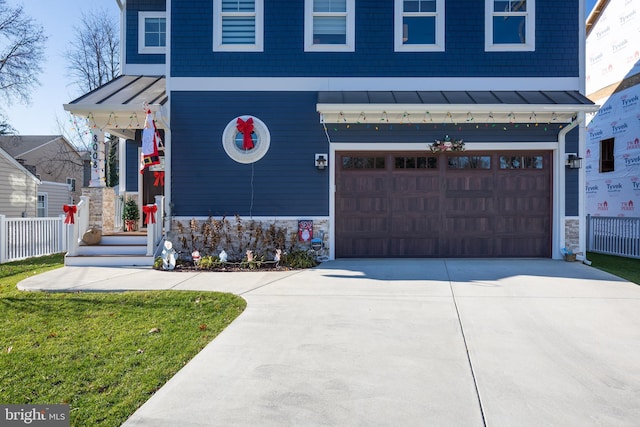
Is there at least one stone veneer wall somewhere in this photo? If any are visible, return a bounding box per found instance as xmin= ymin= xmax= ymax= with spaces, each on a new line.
xmin=82 ymin=187 xmax=116 ymax=234
xmin=564 ymin=218 xmax=580 ymax=252
xmin=170 ymin=217 xmax=330 ymax=261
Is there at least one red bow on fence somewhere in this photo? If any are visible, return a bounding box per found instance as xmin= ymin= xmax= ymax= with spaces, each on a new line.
xmin=63 ymin=205 xmax=77 ymax=224
xmin=236 ymin=117 xmax=255 ymax=150
xmin=153 ymin=171 xmax=165 ymax=187
xmin=143 ymin=205 xmax=158 ymax=225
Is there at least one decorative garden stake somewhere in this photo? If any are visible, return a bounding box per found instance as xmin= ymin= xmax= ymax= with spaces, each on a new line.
xmin=429 ymin=135 xmax=465 ymax=152
xmin=162 ymin=241 xmax=177 ymax=270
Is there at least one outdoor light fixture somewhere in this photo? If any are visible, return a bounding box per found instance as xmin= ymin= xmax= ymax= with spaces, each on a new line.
xmin=566 ymin=153 xmax=583 ymax=169
xmin=315 ymin=153 xmax=328 ymax=170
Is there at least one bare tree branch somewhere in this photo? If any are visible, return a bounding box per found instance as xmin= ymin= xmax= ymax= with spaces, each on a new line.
xmin=65 ymin=8 xmax=120 ymax=93
xmin=0 ymin=0 xmax=47 ymax=105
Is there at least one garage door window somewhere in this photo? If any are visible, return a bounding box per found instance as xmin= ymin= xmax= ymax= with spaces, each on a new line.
xmin=342 ymin=156 xmax=386 ymax=169
xmin=395 ymin=156 xmax=438 ymax=169
xmin=499 ymin=155 xmax=543 ymax=169
xmin=447 ymin=156 xmax=491 ymax=169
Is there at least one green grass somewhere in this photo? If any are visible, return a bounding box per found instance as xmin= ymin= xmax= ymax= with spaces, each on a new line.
xmin=0 ymin=254 xmax=246 ymax=426
xmin=587 ymin=252 xmax=640 ymax=285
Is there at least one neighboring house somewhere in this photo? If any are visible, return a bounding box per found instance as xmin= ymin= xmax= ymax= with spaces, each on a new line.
xmin=64 ymin=0 xmax=598 ymax=259
xmin=585 ymin=0 xmax=640 ymax=217
xmin=0 ymin=146 xmax=40 ymax=218
xmin=0 ymin=135 xmax=87 ymax=216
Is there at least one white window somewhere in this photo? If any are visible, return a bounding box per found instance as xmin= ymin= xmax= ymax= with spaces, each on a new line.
xmin=66 ymin=178 xmax=76 ymax=192
xmin=138 ymin=12 xmax=167 ymax=54
xmin=37 ymin=193 xmax=48 ymax=218
xmin=395 ymin=0 xmax=445 ymax=52
xmin=305 ymin=0 xmax=355 ymax=52
xmin=213 ymin=0 xmax=264 ymax=52
xmin=485 ymin=0 xmax=535 ymax=51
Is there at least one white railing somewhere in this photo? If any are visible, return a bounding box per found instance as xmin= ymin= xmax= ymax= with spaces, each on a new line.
xmin=587 ymin=215 xmax=640 ymax=259
xmin=114 ymin=194 xmax=124 ymax=231
xmin=146 ymin=195 xmax=165 ymax=256
xmin=66 ymin=196 xmax=90 ymax=257
xmin=0 ymin=215 xmax=67 ymax=263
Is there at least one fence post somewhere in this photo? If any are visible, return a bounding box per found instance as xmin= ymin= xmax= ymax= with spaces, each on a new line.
xmin=0 ymin=214 xmax=5 ymax=263
xmin=585 ymin=214 xmax=591 ymax=252
xmin=59 ymin=214 xmax=67 ymax=253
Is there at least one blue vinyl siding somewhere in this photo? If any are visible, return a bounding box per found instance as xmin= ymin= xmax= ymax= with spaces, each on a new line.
xmin=126 ymin=139 xmax=141 ymax=192
xmin=126 ymin=0 xmax=166 ymax=65
xmin=564 ymin=128 xmax=579 ymax=216
xmin=170 ymin=92 xmax=329 ymax=217
xmin=171 ymin=0 xmax=579 ymax=78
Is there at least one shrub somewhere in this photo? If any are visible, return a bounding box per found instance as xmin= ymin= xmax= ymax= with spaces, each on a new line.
xmin=282 ymin=249 xmax=318 ymax=269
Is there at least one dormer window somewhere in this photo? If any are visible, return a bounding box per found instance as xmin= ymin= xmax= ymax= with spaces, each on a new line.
xmin=305 ymin=0 xmax=355 ymax=52
xmin=213 ymin=0 xmax=264 ymax=52
xmin=394 ymin=0 xmax=445 ymax=52
xmin=138 ymin=12 xmax=166 ymax=54
xmin=485 ymin=0 xmax=535 ymax=51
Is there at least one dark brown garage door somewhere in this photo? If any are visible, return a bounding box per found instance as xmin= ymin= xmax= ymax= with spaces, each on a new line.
xmin=335 ymin=151 xmax=551 ymax=258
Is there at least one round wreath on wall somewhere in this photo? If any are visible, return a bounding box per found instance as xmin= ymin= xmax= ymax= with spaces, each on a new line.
xmin=222 ymin=115 xmax=271 ymax=164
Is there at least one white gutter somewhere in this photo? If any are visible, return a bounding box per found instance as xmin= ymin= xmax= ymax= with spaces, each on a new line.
xmin=163 ymin=0 xmax=172 ymax=236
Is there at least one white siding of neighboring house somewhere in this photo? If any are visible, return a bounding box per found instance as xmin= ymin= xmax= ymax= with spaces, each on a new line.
xmin=38 ymin=181 xmax=72 ymax=217
xmin=0 ymin=152 xmax=39 ymax=218
xmin=585 ymin=0 xmax=640 ymax=218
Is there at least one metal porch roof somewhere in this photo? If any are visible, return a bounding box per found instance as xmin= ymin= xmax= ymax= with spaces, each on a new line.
xmin=317 ymin=90 xmax=599 ymax=123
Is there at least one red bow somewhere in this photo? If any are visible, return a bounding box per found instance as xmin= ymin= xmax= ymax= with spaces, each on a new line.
xmin=236 ymin=117 xmax=255 ymax=150
xmin=153 ymin=171 xmax=165 ymax=187
xmin=63 ymin=205 xmax=77 ymax=224
xmin=143 ymin=205 xmax=158 ymax=225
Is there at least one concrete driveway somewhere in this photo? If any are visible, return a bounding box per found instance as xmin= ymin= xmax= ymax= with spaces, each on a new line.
xmin=19 ymin=259 xmax=640 ymax=426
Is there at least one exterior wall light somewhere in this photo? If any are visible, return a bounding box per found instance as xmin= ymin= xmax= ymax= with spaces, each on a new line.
xmin=315 ymin=153 xmax=328 ymax=170
xmin=566 ymin=153 xmax=583 ymax=169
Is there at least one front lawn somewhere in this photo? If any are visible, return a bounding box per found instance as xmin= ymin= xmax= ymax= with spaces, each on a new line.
xmin=587 ymin=252 xmax=640 ymax=285
xmin=0 ymin=254 xmax=246 ymax=426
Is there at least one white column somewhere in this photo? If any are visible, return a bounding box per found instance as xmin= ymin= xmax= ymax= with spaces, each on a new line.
xmin=89 ymin=129 xmax=106 ymax=188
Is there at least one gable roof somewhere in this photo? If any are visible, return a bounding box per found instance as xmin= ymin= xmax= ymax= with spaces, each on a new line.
xmin=0 ymin=146 xmax=41 ymax=184
xmin=0 ymin=135 xmax=78 ymax=158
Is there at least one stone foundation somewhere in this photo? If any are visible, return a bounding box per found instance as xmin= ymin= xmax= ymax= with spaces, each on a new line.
xmin=82 ymin=187 xmax=116 ymax=234
xmin=170 ymin=217 xmax=330 ymax=261
xmin=564 ymin=218 xmax=580 ymax=252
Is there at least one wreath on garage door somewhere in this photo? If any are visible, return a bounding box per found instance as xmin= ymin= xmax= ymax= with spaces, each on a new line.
xmin=429 ymin=135 xmax=465 ymax=152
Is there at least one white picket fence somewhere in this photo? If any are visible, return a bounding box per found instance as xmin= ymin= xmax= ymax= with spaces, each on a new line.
xmin=0 ymin=215 xmax=68 ymax=263
xmin=586 ymin=215 xmax=640 ymax=259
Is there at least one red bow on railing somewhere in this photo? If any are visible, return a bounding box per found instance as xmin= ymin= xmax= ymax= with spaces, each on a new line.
xmin=236 ymin=117 xmax=255 ymax=150
xmin=63 ymin=204 xmax=77 ymax=224
xmin=143 ymin=205 xmax=158 ymax=225
xmin=153 ymin=171 xmax=165 ymax=187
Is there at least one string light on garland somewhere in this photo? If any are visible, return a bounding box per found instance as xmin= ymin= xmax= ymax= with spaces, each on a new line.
xmin=422 ymin=111 xmax=433 ymax=123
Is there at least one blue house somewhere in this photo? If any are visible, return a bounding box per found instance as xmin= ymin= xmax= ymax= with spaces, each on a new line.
xmin=65 ymin=0 xmax=598 ymax=261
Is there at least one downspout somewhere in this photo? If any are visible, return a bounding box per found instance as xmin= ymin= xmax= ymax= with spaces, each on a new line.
xmin=556 ymin=116 xmax=582 ymax=259
xmin=157 ymin=113 xmax=171 ymax=237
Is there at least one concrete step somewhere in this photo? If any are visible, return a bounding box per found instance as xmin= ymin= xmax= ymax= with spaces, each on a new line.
xmin=64 ymin=254 xmax=154 ymax=267
xmin=98 ymin=234 xmax=147 ymax=245
xmin=76 ymin=244 xmax=147 ymax=256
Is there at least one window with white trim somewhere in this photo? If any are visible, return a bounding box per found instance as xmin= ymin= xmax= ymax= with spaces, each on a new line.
xmin=37 ymin=193 xmax=47 ymax=217
xmin=485 ymin=0 xmax=535 ymax=52
xmin=305 ymin=0 xmax=355 ymax=52
xmin=213 ymin=0 xmax=264 ymax=52
xmin=395 ymin=0 xmax=445 ymax=52
xmin=66 ymin=178 xmax=76 ymax=192
xmin=138 ymin=12 xmax=166 ymax=54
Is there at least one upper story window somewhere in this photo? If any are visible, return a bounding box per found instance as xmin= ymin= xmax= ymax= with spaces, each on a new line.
xmin=305 ymin=0 xmax=355 ymax=52
xmin=394 ymin=0 xmax=445 ymax=52
xmin=485 ymin=0 xmax=535 ymax=52
xmin=138 ymin=12 xmax=166 ymax=54
xmin=213 ymin=0 xmax=264 ymax=52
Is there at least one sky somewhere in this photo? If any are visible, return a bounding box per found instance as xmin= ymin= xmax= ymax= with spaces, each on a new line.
xmin=3 ymin=0 xmax=119 ymax=136
xmin=4 ymin=0 xmax=599 ymax=136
